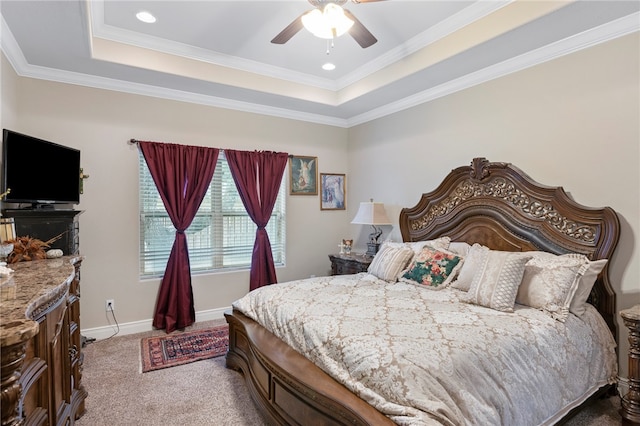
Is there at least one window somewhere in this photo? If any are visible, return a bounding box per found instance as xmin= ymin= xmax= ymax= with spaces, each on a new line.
xmin=139 ymin=152 xmax=286 ymax=277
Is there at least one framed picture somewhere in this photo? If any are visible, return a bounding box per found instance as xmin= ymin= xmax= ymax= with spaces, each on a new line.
xmin=289 ymin=155 xmax=318 ymax=195
xmin=320 ymin=173 xmax=346 ymax=210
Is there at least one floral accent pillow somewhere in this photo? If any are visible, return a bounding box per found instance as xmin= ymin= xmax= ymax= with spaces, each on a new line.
xmin=367 ymin=243 xmax=415 ymax=282
xmin=399 ymin=245 xmax=463 ymax=289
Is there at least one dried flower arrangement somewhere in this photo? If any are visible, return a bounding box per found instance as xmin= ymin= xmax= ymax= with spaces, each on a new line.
xmin=6 ymin=234 xmax=63 ymax=264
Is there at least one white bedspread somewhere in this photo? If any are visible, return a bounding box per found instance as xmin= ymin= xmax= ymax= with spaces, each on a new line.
xmin=232 ymin=273 xmax=617 ymax=426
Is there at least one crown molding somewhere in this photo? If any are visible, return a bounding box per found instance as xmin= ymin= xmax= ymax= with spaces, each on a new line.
xmin=0 ymin=15 xmax=348 ymax=127
xmin=1 ymin=15 xmax=28 ymax=71
xmin=335 ymin=0 xmax=510 ymax=89
xmin=88 ymin=0 xmax=339 ymax=92
xmin=2 ymin=12 xmax=638 ymax=129
xmin=89 ymin=0 xmax=510 ymax=93
xmin=346 ymin=12 xmax=640 ymax=127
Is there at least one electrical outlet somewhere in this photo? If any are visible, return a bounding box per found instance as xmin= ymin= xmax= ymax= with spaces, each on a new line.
xmin=105 ymin=299 xmax=114 ymax=312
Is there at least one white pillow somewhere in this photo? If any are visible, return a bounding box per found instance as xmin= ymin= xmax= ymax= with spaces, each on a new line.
xmin=384 ymin=236 xmax=451 ymax=255
xmin=448 ymin=241 xmax=472 ymax=257
xmin=367 ymin=243 xmax=414 ymax=282
xmin=451 ymin=243 xmax=486 ymax=291
xmin=464 ymin=249 xmax=532 ymax=312
xmin=569 ymin=257 xmax=607 ymax=316
xmin=516 ymin=252 xmax=589 ymax=321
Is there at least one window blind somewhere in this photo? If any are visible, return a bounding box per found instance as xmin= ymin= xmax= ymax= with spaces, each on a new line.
xmin=139 ymin=151 xmax=286 ymax=277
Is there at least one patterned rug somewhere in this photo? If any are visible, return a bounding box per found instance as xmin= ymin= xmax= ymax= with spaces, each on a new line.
xmin=140 ymin=325 xmax=229 ymax=373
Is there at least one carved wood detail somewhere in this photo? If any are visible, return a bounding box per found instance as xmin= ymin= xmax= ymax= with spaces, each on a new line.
xmin=621 ymin=307 xmax=640 ymax=425
xmin=226 ymin=158 xmax=621 ymax=426
xmin=1 ymin=341 xmax=28 ymax=426
xmin=409 ymin=177 xmax=597 ymax=243
xmin=0 ymin=258 xmax=86 ymax=426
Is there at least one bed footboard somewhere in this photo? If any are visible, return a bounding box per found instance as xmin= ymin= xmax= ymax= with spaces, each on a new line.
xmin=224 ymin=309 xmax=394 ymax=426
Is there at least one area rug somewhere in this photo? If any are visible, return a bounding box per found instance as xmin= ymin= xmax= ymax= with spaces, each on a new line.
xmin=140 ymin=325 xmax=228 ymax=373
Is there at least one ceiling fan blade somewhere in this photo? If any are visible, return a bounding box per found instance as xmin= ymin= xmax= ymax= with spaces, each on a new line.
xmin=271 ymin=13 xmax=306 ymax=44
xmin=343 ymin=9 xmax=377 ymax=48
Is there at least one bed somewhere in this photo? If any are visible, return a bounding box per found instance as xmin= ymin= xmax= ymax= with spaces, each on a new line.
xmin=224 ymin=157 xmax=620 ymax=425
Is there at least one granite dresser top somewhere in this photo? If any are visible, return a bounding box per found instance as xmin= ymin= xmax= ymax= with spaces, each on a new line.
xmin=0 ymin=256 xmax=81 ymax=347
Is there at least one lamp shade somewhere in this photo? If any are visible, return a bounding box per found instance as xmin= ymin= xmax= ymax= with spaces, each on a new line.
xmin=351 ymin=201 xmax=391 ymax=225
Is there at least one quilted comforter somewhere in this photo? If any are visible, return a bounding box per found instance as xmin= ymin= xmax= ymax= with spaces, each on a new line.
xmin=232 ymin=273 xmax=617 ymax=426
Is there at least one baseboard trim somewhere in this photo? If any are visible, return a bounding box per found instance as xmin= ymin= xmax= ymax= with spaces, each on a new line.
xmin=80 ymin=307 xmax=230 ymax=340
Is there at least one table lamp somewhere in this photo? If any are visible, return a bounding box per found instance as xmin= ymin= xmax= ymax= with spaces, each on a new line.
xmin=351 ymin=199 xmax=391 ymax=257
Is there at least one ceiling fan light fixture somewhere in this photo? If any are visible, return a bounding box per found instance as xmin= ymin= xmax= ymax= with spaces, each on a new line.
xmin=302 ymin=4 xmax=354 ymax=39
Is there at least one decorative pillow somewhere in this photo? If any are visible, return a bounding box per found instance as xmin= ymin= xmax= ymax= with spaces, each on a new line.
xmin=399 ymin=245 xmax=462 ymax=289
xmin=464 ymin=250 xmax=532 ymax=312
xmin=515 ymin=252 xmax=590 ymax=321
xmin=448 ymin=241 xmax=472 ymax=257
xmin=384 ymin=236 xmax=451 ymax=255
xmin=451 ymin=243 xmax=486 ymax=291
xmin=367 ymin=243 xmax=414 ymax=282
xmin=569 ymin=257 xmax=607 ymax=316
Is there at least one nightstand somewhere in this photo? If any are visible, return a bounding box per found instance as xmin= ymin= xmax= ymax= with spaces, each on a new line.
xmin=621 ymin=304 xmax=640 ymax=425
xmin=329 ymin=254 xmax=372 ymax=275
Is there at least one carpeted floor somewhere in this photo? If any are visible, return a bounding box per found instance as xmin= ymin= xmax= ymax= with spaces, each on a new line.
xmin=77 ymin=319 xmax=622 ymax=426
xmin=77 ymin=319 xmax=266 ymax=426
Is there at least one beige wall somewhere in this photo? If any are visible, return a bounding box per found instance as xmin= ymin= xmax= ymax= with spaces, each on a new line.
xmin=2 ymin=31 xmax=638 ymax=377
xmin=1 ymin=59 xmax=350 ymax=331
xmin=1 ymin=54 xmax=18 ymax=132
xmin=348 ymin=33 xmax=640 ymax=377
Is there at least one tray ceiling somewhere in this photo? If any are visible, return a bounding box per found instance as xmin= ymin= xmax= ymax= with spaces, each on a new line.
xmin=1 ymin=1 xmax=638 ymax=127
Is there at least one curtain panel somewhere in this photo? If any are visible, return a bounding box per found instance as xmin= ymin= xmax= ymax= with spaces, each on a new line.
xmin=225 ymin=150 xmax=288 ymax=290
xmin=139 ymin=141 xmax=219 ymax=333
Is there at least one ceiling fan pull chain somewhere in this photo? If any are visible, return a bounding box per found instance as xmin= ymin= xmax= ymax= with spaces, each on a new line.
xmin=326 ymin=38 xmax=336 ymax=55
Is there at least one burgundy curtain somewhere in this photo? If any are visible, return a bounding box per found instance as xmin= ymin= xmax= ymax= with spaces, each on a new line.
xmin=225 ymin=150 xmax=288 ymax=291
xmin=139 ymin=141 xmax=219 ymax=333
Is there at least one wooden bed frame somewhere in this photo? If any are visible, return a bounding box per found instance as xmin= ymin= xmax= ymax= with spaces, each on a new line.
xmin=225 ymin=157 xmax=621 ymax=425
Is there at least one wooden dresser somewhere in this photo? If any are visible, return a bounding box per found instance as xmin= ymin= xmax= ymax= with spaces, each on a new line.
xmin=0 ymin=256 xmax=87 ymax=425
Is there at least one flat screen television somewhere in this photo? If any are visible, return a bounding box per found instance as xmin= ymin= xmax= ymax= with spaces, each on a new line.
xmin=2 ymin=129 xmax=81 ymax=207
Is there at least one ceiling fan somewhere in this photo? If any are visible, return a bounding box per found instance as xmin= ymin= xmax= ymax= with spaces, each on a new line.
xmin=271 ymin=0 xmax=386 ymax=49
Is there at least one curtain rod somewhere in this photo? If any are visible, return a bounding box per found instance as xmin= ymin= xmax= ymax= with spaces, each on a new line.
xmin=130 ymin=139 xmax=289 ymax=157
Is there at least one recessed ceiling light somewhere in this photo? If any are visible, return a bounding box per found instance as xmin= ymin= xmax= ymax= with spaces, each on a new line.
xmin=136 ymin=11 xmax=156 ymax=24
xmin=322 ymin=63 xmax=336 ymax=71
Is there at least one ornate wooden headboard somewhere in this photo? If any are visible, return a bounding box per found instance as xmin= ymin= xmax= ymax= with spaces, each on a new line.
xmin=399 ymin=158 xmax=620 ymax=339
